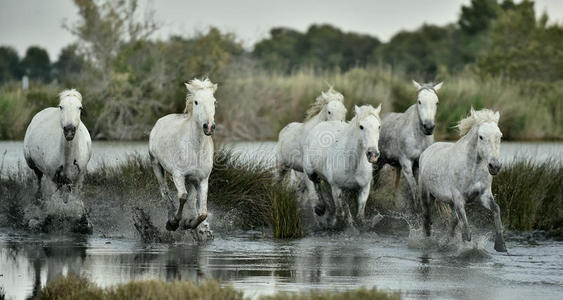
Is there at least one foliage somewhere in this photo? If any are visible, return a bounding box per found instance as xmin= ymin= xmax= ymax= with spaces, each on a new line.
xmin=477 ymin=1 xmax=563 ymax=81
xmin=21 ymin=46 xmax=51 ymax=82
xmin=493 ymin=158 xmax=563 ymax=231
xmin=253 ymin=24 xmax=380 ymax=73
xmin=0 ymin=46 xmax=22 ymax=83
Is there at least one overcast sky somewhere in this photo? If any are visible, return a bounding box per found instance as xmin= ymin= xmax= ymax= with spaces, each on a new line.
xmin=1 ymin=0 xmax=562 ymax=59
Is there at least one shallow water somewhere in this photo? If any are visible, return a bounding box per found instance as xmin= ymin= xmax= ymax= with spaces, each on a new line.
xmin=0 ymin=231 xmax=562 ymax=300
xmin=1 ymin=140 xmax=562 ymax=177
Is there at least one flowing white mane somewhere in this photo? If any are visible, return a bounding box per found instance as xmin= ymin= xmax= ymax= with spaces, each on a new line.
xmin=350 ymin=105 xmax=381 ymax=126
xmin=304 ymin=87 xmax=344 ymax=120
xmin=184 ymin=78 xmax=216 ymax=115
xmin=59 ymin=89 xmax=82 ymax=103
xmin=457 ymin=107 xmax=500 ymax=136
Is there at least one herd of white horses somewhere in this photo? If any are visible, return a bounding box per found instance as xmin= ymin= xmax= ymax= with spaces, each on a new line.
xmin=22 ymin=77 xmax=507 ymax=252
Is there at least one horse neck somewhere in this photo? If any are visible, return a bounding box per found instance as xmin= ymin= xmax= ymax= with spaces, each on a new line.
xmin=61 ymin=131 xmax=77 ymax=168
xmin=343 ymin=124 xmax=365 ymax=167
xmin=407 ymin=104 xmax=425 ymax=136
xmin=184 ymin=115 xmax=209 ymax=149
xmin=456 ymin=127 xmax=486 ymax=172
xmin=303 ymin=112 xmax=323 ymax=129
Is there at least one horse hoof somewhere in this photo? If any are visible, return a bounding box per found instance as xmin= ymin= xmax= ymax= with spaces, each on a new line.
xmin=166 ymin=219 xmax=180 ymax=231
xmin=494 ymin=238 xmax=507 ymax=252
xmin=314 ymin=205 xmax=326 ymax=216
xmin=183 ymin=213 xmax=208 ymax=230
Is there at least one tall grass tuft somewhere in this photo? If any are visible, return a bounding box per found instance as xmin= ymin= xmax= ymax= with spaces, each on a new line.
xmin=270 ymin=186 xmax=302 ymax=239
xmin=35 ymin=274 xmax=400 ymax=300
xmin=493 ymin=158 xmax=563 ymax=231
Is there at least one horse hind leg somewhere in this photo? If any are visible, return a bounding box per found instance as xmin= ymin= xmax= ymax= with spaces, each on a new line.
xmin=150 ymin=154 xmax=171 ymax=201
xmin=26 ymin=158 xmax=43 ymax=201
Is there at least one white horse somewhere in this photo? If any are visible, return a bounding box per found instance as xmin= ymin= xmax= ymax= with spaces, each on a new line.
xmin=418 ymin=108 xmax=506 ymax=252
xmin=276 ymin=87 xmax=347 ymax=213
xmin=374 ymin=80 xmax=443 ymax=208
xmin=23 ymin=89 xmax=92 ymax=201
xmin=149 ymin=78 xmax=217 ymax=234
xmin=303 ymin=104 xmax=382 ymax=226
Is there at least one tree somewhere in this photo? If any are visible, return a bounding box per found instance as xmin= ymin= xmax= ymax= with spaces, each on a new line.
xmin=0 ymin=46 xmax=22 ymax=83
xmin=478 ymin=0 xmax=563 ymax=81
xmin=53 ymin=44 xmax=86 ymax=85
xmin=21 ymin=46 xmax=51 ymax=82
xmin=459 ymin=0 xmax=501 ymax=35
xmin=252 ymin=24 xmax=380 ymax=73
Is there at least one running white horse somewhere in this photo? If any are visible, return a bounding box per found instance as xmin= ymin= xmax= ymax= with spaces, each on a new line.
xmin=149 ymin=78 xmax=217 ymax=234
xmin=23 ymin=89 xmax=92 ymax=201
xmin=303 ymin=104 xmax=382 ymax=226
xmin=418 ymin=108 xmax=506 ymax=252
xmin=276 ymin=87 xmax=347 ymax=213
xmin=374 ymin=80 xmax=443 ymax=208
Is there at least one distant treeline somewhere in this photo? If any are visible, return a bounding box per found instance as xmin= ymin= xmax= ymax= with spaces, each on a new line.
xmin=0 ymin=0 xmax=561 ymax=141
xmin=2 ymin=0 xmax=562 ymax=83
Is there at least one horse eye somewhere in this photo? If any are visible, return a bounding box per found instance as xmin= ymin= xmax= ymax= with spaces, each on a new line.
xmin=418 ymin=100 xmax=422 ymax=104
xmin=328 ymin=111 xmax=331 ymax=115
xmin=479 ymin=136 xmax=483 ymax=140
xmin=79 ymin=107 xmax=82 ymax=111
xmin=436 ymin=102 xmax=439 ymax=105
xmin=58 ymin=106 xmax=62 ymax=110
xmin=194 ymin=101 xmax=198 ymax=105
xmin=359 ymin=125 xmax=364 ymax=130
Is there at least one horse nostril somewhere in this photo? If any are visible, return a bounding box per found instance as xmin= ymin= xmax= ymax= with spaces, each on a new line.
xmin=203 ymin=123 xmax=208 ymax=130
xmin=211 ymin=124 xmax=216 ymax=130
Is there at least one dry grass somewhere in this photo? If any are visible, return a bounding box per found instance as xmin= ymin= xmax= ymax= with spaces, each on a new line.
xmin=35 ymin=274 xmax=400 ymax=300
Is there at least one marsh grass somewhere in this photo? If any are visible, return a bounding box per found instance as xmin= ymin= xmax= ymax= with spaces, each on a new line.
xmin=1 ymin=150 xmax=561 ymax=237
xmin=36 ymin=274 xmax=400 ymax=300
xmin=1 ymin=68 xmax=561 ymax=141
xmin=0 ymin=149 xmax=303 ymax=239
xmin=493 ymin=158 xmax=563 ymax=231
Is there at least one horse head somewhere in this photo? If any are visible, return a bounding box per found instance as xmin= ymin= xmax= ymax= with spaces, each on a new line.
xmin=412 ymin=80 xmax=443 ymax=135
xmin=353 ymin=104 xmax=382 ymax=163
xmin=58 ymin=89 xmax=83 ymax=141
xmin=185 ymin=79 xmax=218 ymax=136
xmin=475 ymin=109 xmax=502 ymax=175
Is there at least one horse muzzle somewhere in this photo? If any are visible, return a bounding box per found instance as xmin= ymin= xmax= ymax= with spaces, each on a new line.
xmin=366 ymin=149 xmax=380 ymax=164
xmin=488 ymin=161 xmax=502 ymax=175
xmin=422 ymin=122 xmax=435 ymax=135
xmin=63 ymin=125 xmax=76 ymax=141
xmin=202 ymin=123 xmax=216 ymax=136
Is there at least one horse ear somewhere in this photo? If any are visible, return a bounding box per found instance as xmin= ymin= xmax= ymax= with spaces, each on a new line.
xmin=433 ymin=82 xmax=443 ymax=92
xmin=184 ymin=82 xmax=194 ymax=93
xmin=412 ymin=80 xmax=422 ymax=90
xmin=354 ymin=105 xmax=361 ymax=115
xmin=212 ymin=83 xmax=218 ymax=92
xmin=374 ymin=104 xmax=382 ymax=115
xmin=494 ymin=111 xmax=500 ymax=122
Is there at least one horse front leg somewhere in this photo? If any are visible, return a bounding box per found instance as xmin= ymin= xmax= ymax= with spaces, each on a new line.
xmin=166 ymin=173 xmax=189 ymax=231
xmin=356 ymin=183 xmax=371 ymax=224
xmin=330 ymin=185 xmax=346 ymax=227
xmin=453 ymin=193 xmax=471 ymax=242
xmin=182 ymin=178 xmax=208 ymax=230
xmin=399 ymin=158 xmax=418 ymax=211
xmin=420 ymin=182 xmax=434 ymax=237
xmin=481 ymin=192 xmax=507 ymax=252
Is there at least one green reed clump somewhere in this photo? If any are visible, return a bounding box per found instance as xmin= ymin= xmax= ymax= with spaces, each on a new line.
xmin=271 ymin=186 xmax=302 ymax=239
xmin=36 ymin=274 xmax=400 ymax=300
xmin=493 ymin=158 xmax=563 ymax=231
xmin=210 ymin=149 xmax=302 ymax=237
